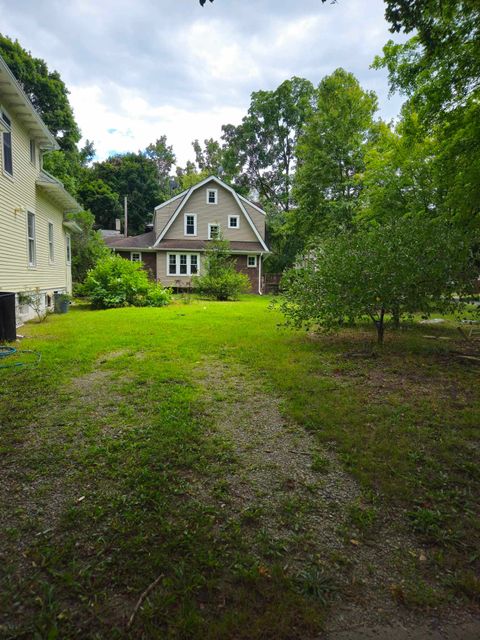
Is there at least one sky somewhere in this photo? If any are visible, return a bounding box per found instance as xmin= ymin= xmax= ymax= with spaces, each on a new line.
xmin=0 ymin=0 xmax=406 ymax=167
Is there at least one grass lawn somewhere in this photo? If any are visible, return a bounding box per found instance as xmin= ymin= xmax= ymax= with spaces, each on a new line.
xmin=0 ymin=295 xmax=479 ymax=638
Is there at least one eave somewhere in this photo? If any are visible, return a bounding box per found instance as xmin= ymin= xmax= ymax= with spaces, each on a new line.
xmin=36 ymin=171 xmax=82 ymax=215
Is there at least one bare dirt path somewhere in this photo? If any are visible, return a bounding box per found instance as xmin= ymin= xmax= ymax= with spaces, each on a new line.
xmin=199 ymin=359 xmax=480 ymax=638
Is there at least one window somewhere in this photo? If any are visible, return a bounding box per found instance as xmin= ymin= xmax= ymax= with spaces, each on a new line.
xmin=206 ymin=189 xmax=217 ymax=204
xmin=167 ymin=253 xmax=200 ymax=276
xmin=27 ymin=211 xmax=36 ymax=266
xmin=208 ymin=223 xmax=220 ymax=240
xmin=66 ymin=234 xmax=71 ymax=264
xmin=184 ymin=213 xmax=197 ymax=236
xmin=30 ymin=139 xmax=36 ymax=166
xmin=131 ymin=252 xmax=142 ymax=262
xmin=2 ymin=111 xmax=13 ymax=177
xmin=247 ymin=255 xmax=257 ymax=268
xmin=228 ymin=215 xmax=239 ymax=229
xmin=48 ymin=222 xmax=54 ymax=263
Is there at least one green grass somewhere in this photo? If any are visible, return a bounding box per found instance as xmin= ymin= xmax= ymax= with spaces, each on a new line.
xmin=0 ymin=296 xmax=479 ymax=638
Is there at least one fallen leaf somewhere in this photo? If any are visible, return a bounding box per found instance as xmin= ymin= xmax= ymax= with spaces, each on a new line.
xmin=350 ymin=539 xmax=360 ymax=546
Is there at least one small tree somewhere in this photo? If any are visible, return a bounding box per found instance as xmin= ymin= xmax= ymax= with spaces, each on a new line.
xmin=192 ymin=236 xmax=250 ymax=301
xmin=68 ymin=210 xmax=111 ymax=284
xmin=278 ymin=217 xmax=477 ymax=344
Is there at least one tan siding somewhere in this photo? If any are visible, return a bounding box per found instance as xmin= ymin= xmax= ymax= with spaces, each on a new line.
xmin=241 ymin=201 xmax=266 ymax=238
xmin=164 ymin=181 xmax=259 ymax=243
xmin=154 ymin=194 xmax=185 ymax=236
xmin=0 ymin=107 xmax=71 ymax=294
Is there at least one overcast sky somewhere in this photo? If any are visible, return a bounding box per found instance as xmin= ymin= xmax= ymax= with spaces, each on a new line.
xmin=0 ymin=0 xmax=406 ymax=166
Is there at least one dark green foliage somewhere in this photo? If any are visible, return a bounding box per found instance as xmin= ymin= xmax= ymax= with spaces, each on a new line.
xmin=84 ymin=254 xmax=171 ymax=309
xmin=0 ymin=34 xmax=80 ymax=152
xmin=192 ymin=237 xmax=250 ymax=300
xmin=77 ymin=179 xmax=123 ymax=230
xmin=67 ymin=210 xmax=111 ymax=284
xmin=279 ymin=217 xmax=477 ymax=343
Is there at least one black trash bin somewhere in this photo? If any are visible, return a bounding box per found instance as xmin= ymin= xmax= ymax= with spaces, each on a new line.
xmin=0 ymin=292 xmax=17 ymax=342
xmin=54 ymin=292 xmax=70 ymax=314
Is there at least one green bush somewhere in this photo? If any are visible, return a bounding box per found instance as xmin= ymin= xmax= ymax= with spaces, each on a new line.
xmin=192 ymin=270 xmax=250 ymax=301
xmin=191 ymin=236 xmax=251 ymax=301
xmin=84 ymin=255 xmax=171 ymax=309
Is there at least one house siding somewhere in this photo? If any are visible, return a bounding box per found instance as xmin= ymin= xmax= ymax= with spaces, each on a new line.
xmin=154 ymin=193 xmax=186 ymax=236
xmin=117 ymin=250 xmax=157 ymax=280
xmin=164 ymin=181 xmax=259 ymax=243
xmin=0 ymin=108 xmax=71 ymax=296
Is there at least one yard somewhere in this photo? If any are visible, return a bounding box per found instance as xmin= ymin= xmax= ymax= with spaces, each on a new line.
xmin=0 ymin=296 xmax=479 ymax=639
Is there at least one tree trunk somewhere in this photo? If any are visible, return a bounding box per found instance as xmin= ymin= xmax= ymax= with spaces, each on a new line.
xmin=392 ymin=305 xmax=400 ymax=329
xmin=375 ymin=309 xmax=385 ymax=345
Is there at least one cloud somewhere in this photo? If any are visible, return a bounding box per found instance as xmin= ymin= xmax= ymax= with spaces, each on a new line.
xmin=0 ymin=0 xmax=406 ymax=164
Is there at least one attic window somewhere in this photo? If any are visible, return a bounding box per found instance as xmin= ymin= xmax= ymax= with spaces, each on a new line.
xmin=207 ymin=189 xmax=217 ymax=204
xmin=184 ymin=213 xmax=197 ymax=236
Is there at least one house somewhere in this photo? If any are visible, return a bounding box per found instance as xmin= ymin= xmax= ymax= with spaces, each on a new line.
xmin=105 ymin=175 xmax=270 ymax=293
xmin=0 ymin=54 xmax=81 ymax=324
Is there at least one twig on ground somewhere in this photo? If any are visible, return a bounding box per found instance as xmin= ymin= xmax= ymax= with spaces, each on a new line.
xmin=126 ymin=573 xmax=164 ymax=630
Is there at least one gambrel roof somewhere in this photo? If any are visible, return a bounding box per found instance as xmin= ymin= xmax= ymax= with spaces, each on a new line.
xmin=153 ymin=175 xmax=269 ymax=252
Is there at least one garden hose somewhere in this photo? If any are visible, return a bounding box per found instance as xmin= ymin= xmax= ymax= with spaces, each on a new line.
xmin=0 ymin=346 xmax=41 ymax=369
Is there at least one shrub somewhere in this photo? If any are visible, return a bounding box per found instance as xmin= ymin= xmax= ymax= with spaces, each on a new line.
xmin=84 ymin=255 xmax=171 ymax=309
xmin=192 ymin=236 xmax=251 ymax=301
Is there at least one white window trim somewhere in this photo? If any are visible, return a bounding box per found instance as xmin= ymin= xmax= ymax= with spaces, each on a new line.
xmin=247 ymin=255 xmax=257 ymax=268
xmin=130 ymin=251 xmax=142 ymax=262
xmin=166 ymin=252 xmax=200 ymax=277
xmin=1 ymin=106 xmax=13 ymax=179
xmin=228 ymin=215 xmax=240 ymax=229
xmin=206 ymin=188 xmax=218 ymax=204
xmin=66 ymin=233 xmax=71 ymax=265
xmin=26 ymin=211 xmax=36 ymax=268
xmin=208 ymin=223 xmax=220 ymax=240
xmin=184 ymin=213 xmax=197 ymax=237
xmin=48 ymin=220 xmax=55 ymax=264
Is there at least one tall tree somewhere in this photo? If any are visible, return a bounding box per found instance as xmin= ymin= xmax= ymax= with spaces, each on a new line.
xmin=0 ymin=34 xmax=81 ymax=152
xmin=145 ymin=136 xmax=176 ymax=197
xmin=222 ymin=76 xmax=315 ymax=214
xmin=92 ymin=153 xmax=161 ymax=235
xmin=192 ymin=138 xmax=225 ymax=175
xmin=293 ymin=68 xmax=378 ymax=239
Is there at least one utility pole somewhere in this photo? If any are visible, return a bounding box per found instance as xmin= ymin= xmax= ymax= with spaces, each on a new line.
xmin=124 ymin=195 xmax=128 ymax=237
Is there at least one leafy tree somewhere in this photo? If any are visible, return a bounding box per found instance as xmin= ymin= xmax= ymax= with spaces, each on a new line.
xmin=68 ymin=210 xmax=111 ymax=283
xmin=222 ymin=77 xmax=315 ymax=213
xmin=91 ymin=153 xmax=161 ymax=235
xmin=77 ymin=179 xmax=123 ymax=231
xmin=192 ymin=236 xmax=250 ymax=300
xmin=278 ymin=217 xmax=476 ymax=344
xmin=0 ymin=34 xmax=81 ymax=152
xmin=192 ymin=138 xmax=224 ymax=174
xmin=293 ymin=68 xmax=378 ymax=239
xmin=145 ymin=136 xmax=176 ymax=196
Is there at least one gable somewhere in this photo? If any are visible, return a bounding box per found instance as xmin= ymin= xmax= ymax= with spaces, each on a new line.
xmin=154 ymin=177 xmax=269 ymax=251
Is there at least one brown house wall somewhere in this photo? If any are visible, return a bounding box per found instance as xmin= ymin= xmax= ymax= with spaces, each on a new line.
xmin=117 ymin=251 xmax=157 ymax=281
xmin=234 ymin=255 xmax=259 ymax=293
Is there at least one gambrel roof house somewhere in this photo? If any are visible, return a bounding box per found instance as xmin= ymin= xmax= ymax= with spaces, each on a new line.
xmin=105 ymin=175 xmax=270 ymax=293
xmin=0 ymin=54 xmax=81 ymax=324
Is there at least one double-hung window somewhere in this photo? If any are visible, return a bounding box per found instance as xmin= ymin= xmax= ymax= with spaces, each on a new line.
xmin=206 ymin=189 xmax=217 ymax=204
xmin=1 ymin=110 xmax=13 ymax=177
xmin=48 ymin=222 xmax=54 ymax=263
xmin=167 ymin=253 xmax=200 ymax=276
xmin=66 ymin=234 xmax=71 ymax=264
xmin=228 ymin=215 xmax=239 ymax=229
xmin=208 ymin=223 xmax=220 ymax=240
xmin=27 ymin=212 xmax=36 ymax=266
xmin=184 ymin=213 xmax=197 ymax=236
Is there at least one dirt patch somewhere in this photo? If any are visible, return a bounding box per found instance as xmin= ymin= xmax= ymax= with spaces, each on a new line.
xmin=198 ymin=360 xmax=479 ymax=634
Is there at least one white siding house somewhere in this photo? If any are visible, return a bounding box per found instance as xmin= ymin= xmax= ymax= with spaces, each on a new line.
xmin=0 ymin=54 xmax=81 ymax=324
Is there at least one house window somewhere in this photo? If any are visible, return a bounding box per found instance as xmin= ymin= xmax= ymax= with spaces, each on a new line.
xmin=30 ymin=139 xmax=36 ymax=166
xmin=48 ymin=222 xmax=54 ymax=262
xmin=66 ymin=234 xmax=71 ymax=264
xmin=131 ymin=252 xmax=142 ymax=262
xmin=247 ymin=255 xmax=257 ymax=268
xmin=1 ymin=111 xmax=13 ymax=177
xmin=167 ymin=253 xmax=200 ymax=276
xmin=207 ymin=189 xmax=218 ymax=204
xmin=228 ymin=215 xmax=239 ymax=229
xmin=27 ymin=211 xmax=36 ymax=266
xmin=184 ymin=213 xmax=197 ymax=236
xmin=208 ymin=223 xmax=220 ymax=240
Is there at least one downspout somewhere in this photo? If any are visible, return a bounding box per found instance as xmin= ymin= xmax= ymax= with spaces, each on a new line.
xmin=258 ymin=253 xmax=263 ymax=295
